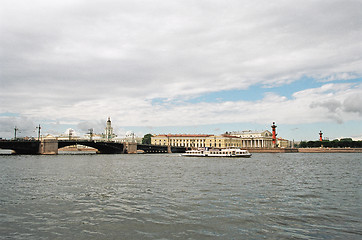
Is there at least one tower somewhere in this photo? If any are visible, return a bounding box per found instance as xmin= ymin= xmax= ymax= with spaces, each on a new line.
xmin=271 ymin=122 xmax=277 ymax=147
xmin=105 ymin=117 xmax=114 ymax=141
xmin=319 ymin=130 xmax=323 ymax=141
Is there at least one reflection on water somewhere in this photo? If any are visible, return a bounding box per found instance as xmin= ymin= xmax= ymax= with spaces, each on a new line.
xmin=0 ymin=149 xmax=14 ymax=154
xmin=0 ymin=153 xmax=361 ymax=239
xmin=58 ymin=151 xmax=97 ymax=155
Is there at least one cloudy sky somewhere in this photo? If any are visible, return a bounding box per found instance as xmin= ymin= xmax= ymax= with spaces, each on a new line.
xmin=1 ymin=0 xmax=361 ymax=141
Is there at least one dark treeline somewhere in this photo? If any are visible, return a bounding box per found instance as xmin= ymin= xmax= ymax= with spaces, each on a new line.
xmin=142 ymin=134 xmax=153 ymax=144
xmin=299 ymin=138 xmax=362 ymax=148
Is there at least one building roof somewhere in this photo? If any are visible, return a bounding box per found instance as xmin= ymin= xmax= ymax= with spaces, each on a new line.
xmin=221 ymin=134 xmax=242 ymax=138
xmin=155 ymin=134 xmax=214 ymax=138
xmin=230 ymin=130 xmax=271 ymax=134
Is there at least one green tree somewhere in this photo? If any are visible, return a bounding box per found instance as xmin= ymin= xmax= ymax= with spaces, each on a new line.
xmin=299 ymin=141 xmax=307 ymax=148
xmin=298 ymin=139 xmax=361 ymax=148
xmin=142 ymin=134 xmax=153 ymax=144
xmin=340 ymin=138 xmax=353 ymax=142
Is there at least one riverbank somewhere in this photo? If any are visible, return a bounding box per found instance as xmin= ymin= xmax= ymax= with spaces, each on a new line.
xmin=298 ymin=148 xmax=362 ymax=153
xmin=247 ymin=148 xmax=298 ymax=153
xmin=246 ymin=147 xmax=362 ymax=153
xmin=1 ymin=147 xmax=361 ymax=155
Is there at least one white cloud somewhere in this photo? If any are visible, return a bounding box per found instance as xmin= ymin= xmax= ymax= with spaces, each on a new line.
xmin=1 ymin=82 xmax=361 ymax=139
xmin=0 ymin=0 xmax=361 ymax=138
xmin=16 ymin=82 xmax=357 ymax=129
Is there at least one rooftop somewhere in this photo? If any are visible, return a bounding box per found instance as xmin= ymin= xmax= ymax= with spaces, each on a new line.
xmin=156 ymin=134 xmax=214 ymax=137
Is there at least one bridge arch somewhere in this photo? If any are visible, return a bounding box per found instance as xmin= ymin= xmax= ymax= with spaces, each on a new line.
xmin=58 ymin=141 xmax=125 ymax=154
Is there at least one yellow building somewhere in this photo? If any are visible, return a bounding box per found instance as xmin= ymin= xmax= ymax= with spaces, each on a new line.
xmin=151 ymin=134 xmax=270 ymax=148
xmin=151 ymin=129 xmax=282 ymax=149
xmin=152 ymin=134 xmax=215 ymax=148
xmin=277 ymin=138 xmax=290 ymax=148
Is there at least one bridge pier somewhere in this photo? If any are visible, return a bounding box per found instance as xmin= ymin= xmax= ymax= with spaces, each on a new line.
xmin=124 ymin=142 xmax=137 ymax=154
xmin=39 ymin=139 xmax=58 ymax=155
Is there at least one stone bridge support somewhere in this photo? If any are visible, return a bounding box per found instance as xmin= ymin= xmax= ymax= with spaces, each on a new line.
xmin=124 ymin=142 xmax=137 ymax=154
xmin=39 ymin=139 xmax=58 ymax=155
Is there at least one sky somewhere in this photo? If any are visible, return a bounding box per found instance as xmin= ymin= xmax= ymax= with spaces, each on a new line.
xmin=1 ymin=0 xmax=362 ymax=141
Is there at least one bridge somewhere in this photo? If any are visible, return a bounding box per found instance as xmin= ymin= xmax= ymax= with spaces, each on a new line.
xmin=137 ymin=144 xmax=186 ymax=153
xmin=0 ymin=140 xmax=186 ymax=155
xmin=0 ymin=140 xmax=40 ymax=154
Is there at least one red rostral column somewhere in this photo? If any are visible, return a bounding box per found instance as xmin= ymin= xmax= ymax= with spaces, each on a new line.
xmin=319 ymin=131 xmax=323 ymax=141
xmin=271 ymin=122 xmax=277 ymax=147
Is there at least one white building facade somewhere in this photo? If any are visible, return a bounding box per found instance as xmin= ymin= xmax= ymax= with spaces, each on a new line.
xmin=228 ymin=130 xmax=274 ymax=148
xmin=152 ymin=131 xmax=278 ymax=148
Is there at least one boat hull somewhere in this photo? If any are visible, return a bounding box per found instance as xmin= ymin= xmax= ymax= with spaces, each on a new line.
xmin=181 ymin=149 xmax=252 ymax=158
xmin=208 ymin=154 xmax=251 ymax=158
xmin=181 ymin=154 xmax=251 ymax=158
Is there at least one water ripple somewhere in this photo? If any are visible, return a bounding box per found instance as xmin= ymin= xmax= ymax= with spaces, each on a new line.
xmin=0 ymin=153 xmax=361 ymax=239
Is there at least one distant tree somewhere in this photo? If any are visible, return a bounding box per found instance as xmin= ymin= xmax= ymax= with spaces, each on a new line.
xmin=321 ymin=140 xmax=331 ymax=148
xmin=298 ymin=139 xmax=362 ymax=148
xmin=142 ymin=134 xmax=153 ymax=144
xmin=299 ymin=141 xmax=307 ymax=148
xmin=331 ymin=139 xmax=339 ymax=148
xmin=340 ymin=138 xmax=353 ymax=142
xmin=306 ymin=141 xmax=315 ymax=148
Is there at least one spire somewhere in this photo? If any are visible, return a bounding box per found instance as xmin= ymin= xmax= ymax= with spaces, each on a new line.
xmin=105 ymin=117 xmax=114 ymax=141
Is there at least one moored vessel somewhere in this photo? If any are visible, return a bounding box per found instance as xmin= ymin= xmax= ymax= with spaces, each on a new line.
xmin=182 ymin=148 xmax=251 ymax=158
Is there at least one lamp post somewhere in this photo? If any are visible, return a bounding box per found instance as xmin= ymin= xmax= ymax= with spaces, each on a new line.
xmin=14 ymin=126 xmax=19 ymax=140
xmin=36 ymin=125 xmax=41 ymax=141
xmin=68 ymin=129 xmax=73 ymax=140
xmin=88 ymin=128 xmax=94 ymax=141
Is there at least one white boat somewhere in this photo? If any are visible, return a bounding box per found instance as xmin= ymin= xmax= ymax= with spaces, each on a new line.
xmin=181 ymin=148 xmax=252 ymax=158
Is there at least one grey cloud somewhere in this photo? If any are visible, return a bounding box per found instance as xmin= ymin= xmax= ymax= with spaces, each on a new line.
xmin=0 ymin=116 xmax=36 ymax=139
xmin=77 ymin=120 xmax=106 ymax=134
xmin=1 ymin=0 xmax=362 ymax=129
xmin=343 ymin=94 xmax=362 ymax=115
xmin=310 ymin=99 xmax=342 ymax=113
xmin=309 ymin=88 xmax=362 ymax=123
xmin=327 ymin=114 xmax=343 ymax=124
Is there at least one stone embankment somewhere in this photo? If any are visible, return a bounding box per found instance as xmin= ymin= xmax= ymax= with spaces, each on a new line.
xmin=247 ymin=148 xmax=298 ymax=153
xmin=247 ymin=148 xmax=362 ymax=153
xmin=298 ymin=148 xmax=362 ymax=153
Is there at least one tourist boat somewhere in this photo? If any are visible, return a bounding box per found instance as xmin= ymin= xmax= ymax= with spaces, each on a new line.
xmin=181 ymin=148 xmax=252 ymax=158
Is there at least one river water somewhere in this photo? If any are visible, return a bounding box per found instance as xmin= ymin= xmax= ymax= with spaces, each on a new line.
xmin=0 ymin=153 xmax=361 ymax=239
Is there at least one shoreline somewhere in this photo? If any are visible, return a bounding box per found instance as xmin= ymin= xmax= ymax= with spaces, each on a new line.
xmin=297 ymin=148 xmax=362 ymax=153
xmin=1 ymin=147 xmax=361 ymax=155
xmin=247 ymin=147 xmax=362 ymax=153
